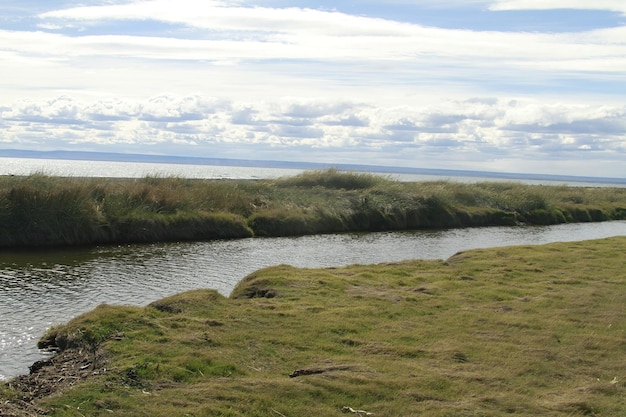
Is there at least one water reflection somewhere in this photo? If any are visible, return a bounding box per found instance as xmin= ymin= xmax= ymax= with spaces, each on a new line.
xmin=2 ymin=221 xmax=626 ymax=380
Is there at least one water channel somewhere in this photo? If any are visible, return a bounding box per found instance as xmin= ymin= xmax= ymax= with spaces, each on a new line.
xmin=2 ymin=221 xmax=626 ymax=380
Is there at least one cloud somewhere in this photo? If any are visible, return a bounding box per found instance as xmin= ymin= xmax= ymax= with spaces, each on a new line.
xmin=0 ymin=1 xmax=624 ymax=110
xmin=489 ymin=0 xmax=626 ymax=15
xmin=379 ymin=0 xmax=489 ymax=7
xmin=505 ymin=118 xmax=626 ymax=135
xmin=137 ymin=95 xmax=227 ymax=122
xmin=29 ymin=3 xmax=626 ymax=70
xmin=231 ymin=106 xmax=258 ymax=125
xmin=84 ymin=98 xmax=140 ymax=121
xmin=281 ymin=101 xmax=355 ymax=119
xmin=2 ymin=94 xmax=624 ymax=172
xmin=1 ymin=1 xmax=625 ymax=177
xmin=321 ymin=114 xmax=370 ymax=128
xmin=3 ymin=96 xmax=83 ymax=124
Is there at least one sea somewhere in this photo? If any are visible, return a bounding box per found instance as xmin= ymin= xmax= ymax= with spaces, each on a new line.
xmin=1 ymin=153 xmax=625 ymax=187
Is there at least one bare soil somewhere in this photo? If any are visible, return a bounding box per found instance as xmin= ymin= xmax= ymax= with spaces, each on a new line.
xmin=1 ymin=349 xmax=107 ymax=416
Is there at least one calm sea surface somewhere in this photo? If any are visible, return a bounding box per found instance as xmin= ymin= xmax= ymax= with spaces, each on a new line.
xmin=1 ymin=156 xmax=623 ymax=186
xmin=0 ymin=157 xmax=304 ymax=180
xmin=1 ymin=157 xmax=626 ymax=380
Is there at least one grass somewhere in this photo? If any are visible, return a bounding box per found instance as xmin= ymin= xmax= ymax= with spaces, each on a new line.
xmin=1 ymin=168 xmax=626 ymax=247
xmin=4 ymin=236 xmax=625 ymax=416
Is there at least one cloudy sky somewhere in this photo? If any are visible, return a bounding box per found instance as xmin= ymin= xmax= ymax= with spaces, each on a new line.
xmin=1 ymin=0 xmax=625 ymax=177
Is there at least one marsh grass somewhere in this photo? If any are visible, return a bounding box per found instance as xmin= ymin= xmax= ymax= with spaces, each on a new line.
xmin=6 ymin=236 xmax=623 ymax=416
xmin=2 ymin=169 xmax=626 ymax=247
xmin=274 ymin=167 xmax=390 ymax=189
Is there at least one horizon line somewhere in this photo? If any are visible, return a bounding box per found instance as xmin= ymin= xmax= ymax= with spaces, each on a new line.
xmin=1 ymin=148 xmax=625 ymax=185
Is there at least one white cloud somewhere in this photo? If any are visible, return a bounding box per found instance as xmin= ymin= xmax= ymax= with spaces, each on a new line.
xmin=2 ymin=94 xmax=625 ymax=175
xmin=355 ymin=0 xmax=490 ymax=8
xmin=31 ymin=2 xmax=626 ymax=68
xmin=2 ymin=6 xmax=624 ymax=112
xmin=489 ymin=0 xmax=626 ymax=15
xmin=1 ymin=1 xmax=625 ymax=177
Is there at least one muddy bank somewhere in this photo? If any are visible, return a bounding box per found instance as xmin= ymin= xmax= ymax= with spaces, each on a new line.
xmin=1 ymin=348 xmax=108 ymax=416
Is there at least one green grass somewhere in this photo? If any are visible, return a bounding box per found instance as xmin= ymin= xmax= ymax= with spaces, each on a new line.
xmin=6 ymin=236 xmax=625 ymax=416
xmin=2 ymin=169 xmax=626 ymax=247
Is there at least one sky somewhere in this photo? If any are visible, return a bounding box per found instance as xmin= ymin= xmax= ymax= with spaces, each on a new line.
xmin=1 ymin=0 xmax=625 ymax=177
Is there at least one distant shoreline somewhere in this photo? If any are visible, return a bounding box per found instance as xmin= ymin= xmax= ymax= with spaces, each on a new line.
xmin=2 ymin=148 xmax=625 ymax=186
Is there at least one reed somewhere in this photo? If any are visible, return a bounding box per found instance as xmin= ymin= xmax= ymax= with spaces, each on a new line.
xmin=1 ymin=170 xmax=626 ymax=247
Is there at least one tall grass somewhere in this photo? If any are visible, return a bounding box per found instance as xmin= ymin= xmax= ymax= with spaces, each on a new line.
xmin=1 ymin=170 xmax=626 ymax=247
xmin=0 ymin=176 xmax=107 ymax=246
xmin=275 ymin=167 xmax=390 ymax=189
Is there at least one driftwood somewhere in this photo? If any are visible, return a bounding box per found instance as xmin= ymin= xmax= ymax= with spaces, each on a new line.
xmin=289 ymin=365 xmax=353 ymax=378
xmin=342 ymin=406 xmax=374 ymax=415
xmin=1 ymin=348 xmax=108 ymax=416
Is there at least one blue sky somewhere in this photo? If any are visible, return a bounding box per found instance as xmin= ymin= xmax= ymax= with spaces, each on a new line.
xmin=1 ymin=0 xmax=625 ymax=177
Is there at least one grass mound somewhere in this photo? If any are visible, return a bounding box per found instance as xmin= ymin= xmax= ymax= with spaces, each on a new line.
xmin=3 ymin=237 xmax=626 ymax=416
xmin=274 ymin=167 xmax=390 ymax=189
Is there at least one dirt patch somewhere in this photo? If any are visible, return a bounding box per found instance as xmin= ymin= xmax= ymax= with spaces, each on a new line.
xmin=1 ymin=348 xmax=108 ymax=416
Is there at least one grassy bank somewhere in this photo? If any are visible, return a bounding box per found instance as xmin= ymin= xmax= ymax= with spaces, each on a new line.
xmin=3 ymin=236 xmax=625 ymax=416
xmin=2 ymin=169 xmax=626 ymax=247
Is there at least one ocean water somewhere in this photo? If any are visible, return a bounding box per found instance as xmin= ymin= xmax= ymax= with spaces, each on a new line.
xmin=0 ymin=157 xmax=304 ymax=180
xmin=0 ymin=156 xmax=623 ymax=186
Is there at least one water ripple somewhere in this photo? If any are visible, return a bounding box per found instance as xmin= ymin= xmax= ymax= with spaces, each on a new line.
xmin=2 ymin=221 xmax=626 ymax=379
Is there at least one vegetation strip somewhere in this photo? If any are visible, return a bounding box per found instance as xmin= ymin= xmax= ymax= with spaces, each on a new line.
xmin=2 ymin=236 xmax=625 ymax=416
xmin=2 ymin=169 xmax=626 ymax=248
